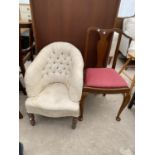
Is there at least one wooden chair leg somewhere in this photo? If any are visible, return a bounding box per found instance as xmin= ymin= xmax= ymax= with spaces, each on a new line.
xmin=72 ymin=117 xmax=78 ymax=129
xmin=28 ymin=113 xmax=35 ymax=126
xmin=116 ymin=93 xmax=130 ymax=121
xmin=19 ymin=111 xmax=23 ymax=119
xmin=78 ymin=92 xmax=87 ymax=121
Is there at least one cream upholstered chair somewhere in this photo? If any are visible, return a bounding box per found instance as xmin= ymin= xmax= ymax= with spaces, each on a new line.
xmin=24 ymin=42 xmax=84 ymax=129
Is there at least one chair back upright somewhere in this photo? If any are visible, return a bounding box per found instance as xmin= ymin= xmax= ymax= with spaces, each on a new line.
xmin=84 ymin=28 xmax=122 ymax=69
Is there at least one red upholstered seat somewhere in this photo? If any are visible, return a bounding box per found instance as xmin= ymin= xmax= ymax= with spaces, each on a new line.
xmin=85 ymin=68 xmax=128 ymax=88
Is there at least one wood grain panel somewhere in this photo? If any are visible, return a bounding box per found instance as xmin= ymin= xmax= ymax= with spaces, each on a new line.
xmin=30 ymin=0 xmax=120 ymax=55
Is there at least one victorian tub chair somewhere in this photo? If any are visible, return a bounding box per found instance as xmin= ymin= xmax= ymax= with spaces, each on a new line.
xmin=24 ymin=42 xmax=84 ymax=129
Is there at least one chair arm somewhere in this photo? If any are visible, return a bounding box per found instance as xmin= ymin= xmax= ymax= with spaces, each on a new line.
xmin=69 ymin=69 xmax=83 ymax=102
xmin=114 ymin=28 xmax=133 ymax=41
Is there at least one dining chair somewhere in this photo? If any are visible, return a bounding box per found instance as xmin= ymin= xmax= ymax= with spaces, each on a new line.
xmin=79 ymin=27 xmax=131 ymax=121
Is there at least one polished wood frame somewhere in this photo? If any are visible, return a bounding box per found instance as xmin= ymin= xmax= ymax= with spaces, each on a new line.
xmin=19 ymin=21 xmax=35 ymax=119
xmin=79 ymin=27 xmax=131 ymax=121
xmin=30 ymin=0 xmax=120 ymax=56
xmin=19 ymin=21 xmax=35 ymax=76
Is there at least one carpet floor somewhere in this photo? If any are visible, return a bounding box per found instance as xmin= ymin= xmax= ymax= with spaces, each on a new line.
xmin=19 ymin=93 xmax=135 ymax=155
xmin=19 ymin=57 xmax=135 ymax=155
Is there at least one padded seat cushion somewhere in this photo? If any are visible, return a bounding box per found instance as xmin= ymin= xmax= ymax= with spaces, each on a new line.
xmin=25 ymin=83 xmax=79 ymax=117
xmin=85 ymin=68 xmax=128 ymax=88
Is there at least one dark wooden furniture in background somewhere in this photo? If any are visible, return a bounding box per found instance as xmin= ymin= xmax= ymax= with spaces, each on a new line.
xmin=19 ymin=21 xmax=35 ymax=118
xmin=19 ymin=21 xmax=34 ymax=76
xmin=114 ymin=15 xmax=135 ymax=30
xmin=113 ymin=15 xmax=135 ymax=67
xmin=30 ymin=0 xmax=120 ymax=60
xmin=79 ymin=27 xmax=131 ymax=121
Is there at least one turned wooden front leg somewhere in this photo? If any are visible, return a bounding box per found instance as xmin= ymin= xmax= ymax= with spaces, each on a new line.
xmin=72 ymin=117 xmax=78 ymax=129
xmin=28 ymin=113 xmax=35 ymax=126
xmin=116 ymin=93 xmax=131 ymax=121
xmin=79 ymin=92 xmax=87 ymax=121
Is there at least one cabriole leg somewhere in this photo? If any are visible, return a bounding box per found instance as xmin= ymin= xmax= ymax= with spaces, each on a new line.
xmin=116 ymin=93 xmax=130 ymax=121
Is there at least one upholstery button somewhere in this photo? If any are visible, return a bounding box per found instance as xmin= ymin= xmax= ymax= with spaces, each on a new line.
xmin=61 ymin=52 xmax=63 ymax=55
xmin=57 ymin=57 xmax=59 ymax=59
xmin=57 ymin=66 xmax=59 ymax=69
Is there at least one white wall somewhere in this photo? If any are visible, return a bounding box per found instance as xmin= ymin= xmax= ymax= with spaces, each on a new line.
xmin=118 ymin=0 xmax=135 ymax=17
xmin=19 ymin=0 xmax=29 ymax=4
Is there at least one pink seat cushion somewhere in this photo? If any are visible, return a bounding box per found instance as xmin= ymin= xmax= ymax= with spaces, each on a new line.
xmin=85 ymin=68 xmax=128 ymax=88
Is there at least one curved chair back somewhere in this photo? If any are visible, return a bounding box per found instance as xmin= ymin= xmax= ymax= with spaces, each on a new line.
xmin=25 ymin=42 xmax=84 ymax=101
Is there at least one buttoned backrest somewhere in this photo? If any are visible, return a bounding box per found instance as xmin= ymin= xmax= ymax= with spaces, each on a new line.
xmin=25 ymin=42 xmax=84 ymax=100
xmin=41 ymin=43 xmax=73 ymax=85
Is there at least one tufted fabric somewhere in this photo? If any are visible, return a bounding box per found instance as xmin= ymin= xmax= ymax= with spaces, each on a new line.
xmin=25 ymin=42 xmax=84 ymax=117
xmin=26 ymin=83 xmax=80 ymax=117
xmin=85 ymin=68 xmax=128 ymax=88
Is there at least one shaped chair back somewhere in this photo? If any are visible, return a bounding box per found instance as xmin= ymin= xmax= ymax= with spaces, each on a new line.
xmin=84 ymin=28 xmax=123 ymax=69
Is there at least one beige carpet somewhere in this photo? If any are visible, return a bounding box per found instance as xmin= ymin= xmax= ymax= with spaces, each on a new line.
xmin=20 ymin=57 xmax=135 ymax=155
xmin=19 ymin=93 xmax=134 ymax=155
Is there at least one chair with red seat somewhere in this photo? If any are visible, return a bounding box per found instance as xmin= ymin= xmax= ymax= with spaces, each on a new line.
xmin=79 ymin=27 xmax=131 ymax=121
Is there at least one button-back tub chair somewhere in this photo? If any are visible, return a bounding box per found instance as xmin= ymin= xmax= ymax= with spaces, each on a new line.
xmin=24 ymin=42 xmax=84 ymax=129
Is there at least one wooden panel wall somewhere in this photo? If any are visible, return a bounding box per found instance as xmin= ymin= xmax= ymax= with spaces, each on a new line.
xmin=30 ymin=0 xmax=120 ymax=55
